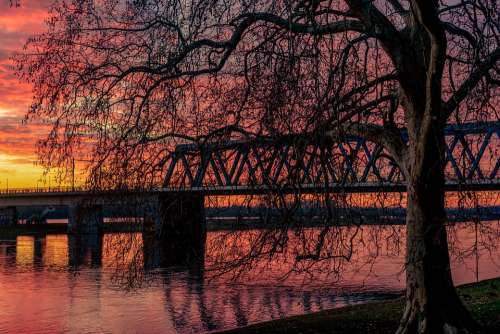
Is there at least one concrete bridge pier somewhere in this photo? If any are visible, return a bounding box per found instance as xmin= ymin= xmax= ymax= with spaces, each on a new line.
xmin=68 ymin=204 xmax=104 ymax=234
xmin=0 ymin=206 xmax=17 ymax=226
xmin=144 ymin=193 xmax=206 ymax=267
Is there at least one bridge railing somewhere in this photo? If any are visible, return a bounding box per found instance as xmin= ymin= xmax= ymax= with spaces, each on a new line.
xmin=0 ymin=186 xmax=88 ymax=195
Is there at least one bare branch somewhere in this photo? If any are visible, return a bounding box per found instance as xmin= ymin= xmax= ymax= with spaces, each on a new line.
xmin=326 ymin=122 xmax=407 ymax=168
xmin=234 ymin=12 xmax=365 ymax=35
xmin=346 ymin=0 xmax=403 ymax=66
xmin=443 ymin=47 xmax=500 ymax=120
xmin=442 ymin=22 xmax=477 ymax=48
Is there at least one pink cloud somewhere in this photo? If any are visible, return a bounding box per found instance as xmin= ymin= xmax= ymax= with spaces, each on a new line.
xmin=0 ymin=1 xmax=52 ymax=161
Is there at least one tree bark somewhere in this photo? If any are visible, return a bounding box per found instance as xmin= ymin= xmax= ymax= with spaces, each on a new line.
xmin=397 ymin=126 xmax=480 ymax=334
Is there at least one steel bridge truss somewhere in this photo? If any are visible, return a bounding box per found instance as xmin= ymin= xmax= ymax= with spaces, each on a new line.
xmin=163 ymin=122 xmax=500 ymax=193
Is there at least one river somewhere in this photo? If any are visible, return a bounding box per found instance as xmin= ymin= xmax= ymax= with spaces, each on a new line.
xmin=1 ymin=221 xmax=499 ymax=333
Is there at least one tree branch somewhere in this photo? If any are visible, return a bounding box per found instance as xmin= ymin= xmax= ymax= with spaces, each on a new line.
xmin=442 ymin=22 xmax=477 ymax=48
xmin=98 ymin=14 xmax=365 ymax=83
xmin=234 ymin=12 xmax=365 ymax=35
xmin=326 ymin=123 xmax=407 ymax=168
xmin=345 ymin=0 xmax=403 ymax=66
xmin=443 ymin=47 xmax=500 ymax=120
xmin=386 ymin=0 xmax=407 ymax=14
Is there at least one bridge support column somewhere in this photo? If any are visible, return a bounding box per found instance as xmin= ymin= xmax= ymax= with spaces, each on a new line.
xmin=0 ymin=206 xmax=17 ymax=226
xmin=145 ymin=193 xmax=205 ymax=267
xmin=68 ymin=204 xmax=103 ymax=234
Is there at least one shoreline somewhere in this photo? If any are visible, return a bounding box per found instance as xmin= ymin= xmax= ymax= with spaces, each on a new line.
xmin=1 ymin=215 xmax=499 ymax=237
xmin=215 ymin=278 xmax=500 ymax=334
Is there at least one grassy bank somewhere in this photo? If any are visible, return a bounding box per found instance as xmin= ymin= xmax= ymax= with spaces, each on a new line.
xmin=218 ymin=278 xmax=500 ymax=334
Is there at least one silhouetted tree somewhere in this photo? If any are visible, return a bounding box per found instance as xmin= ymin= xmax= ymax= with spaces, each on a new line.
xmin=16 ymin=1 xmax=499 ymax=333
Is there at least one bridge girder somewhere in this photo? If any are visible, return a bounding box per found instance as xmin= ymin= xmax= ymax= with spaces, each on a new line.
xmin=163 ymin=122 xmax=500 ymax=193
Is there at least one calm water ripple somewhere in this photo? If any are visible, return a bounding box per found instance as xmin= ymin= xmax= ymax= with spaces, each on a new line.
xmin=1 ymin=222 xmax=499 ymax=333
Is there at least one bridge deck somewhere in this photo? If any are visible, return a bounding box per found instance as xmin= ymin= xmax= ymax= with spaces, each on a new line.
xmin=0 ymin=180 xmax=499 ymax=207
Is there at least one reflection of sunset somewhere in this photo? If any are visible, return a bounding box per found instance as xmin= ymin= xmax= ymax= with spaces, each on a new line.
xmin=102 ymin=233 xmax=144 ymax=266
xmin=15 ymin=236 xmax=34 ymax=266
xmin=43 ymin=235 xmax=68 ymax=268
xmin=1 ymin=225 xmax=498 ymax=334
xmin=2 ymin=226 xmax=497 ymax=287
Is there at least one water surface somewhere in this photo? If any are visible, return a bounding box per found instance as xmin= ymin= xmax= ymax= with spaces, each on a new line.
xmin=1 ymin=222 xmax=499 ymax=333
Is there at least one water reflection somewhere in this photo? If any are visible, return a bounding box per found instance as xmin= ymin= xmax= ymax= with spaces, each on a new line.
xmin=0 ymin=222 xmax=499 ymax=334
xmin=68 ymin=234 xmax=103 ymax=267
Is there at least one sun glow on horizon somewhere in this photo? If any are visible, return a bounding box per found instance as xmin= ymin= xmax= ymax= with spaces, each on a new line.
xmin=0 ymin=152 xmax=68 ymax=189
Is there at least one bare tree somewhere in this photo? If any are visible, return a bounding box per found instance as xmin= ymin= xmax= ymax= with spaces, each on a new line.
xmin=16 ymin=0 xmax=499 ymax=333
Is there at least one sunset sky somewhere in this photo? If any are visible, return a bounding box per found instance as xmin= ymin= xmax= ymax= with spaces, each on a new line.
xmin=0 ymin=1 xmax=53 ymax=188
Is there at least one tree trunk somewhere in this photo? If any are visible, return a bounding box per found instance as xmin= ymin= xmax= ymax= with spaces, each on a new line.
xmin=397 ymin=127 xmax=480 ymax=334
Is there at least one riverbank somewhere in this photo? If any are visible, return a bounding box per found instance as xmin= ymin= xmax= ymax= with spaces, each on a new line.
xmin=218 ymin=278 xmax=500 ymax=334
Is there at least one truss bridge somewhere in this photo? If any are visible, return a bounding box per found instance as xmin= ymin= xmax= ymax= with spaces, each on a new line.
xmin=163 ymin=121 xmax=500 ymax=194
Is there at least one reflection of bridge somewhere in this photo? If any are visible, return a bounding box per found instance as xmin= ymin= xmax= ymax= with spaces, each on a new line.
xmin=0 ymin=122 xmax=498 ymax=265
xmin=0 ymin=234 xmax=399 ymax=333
